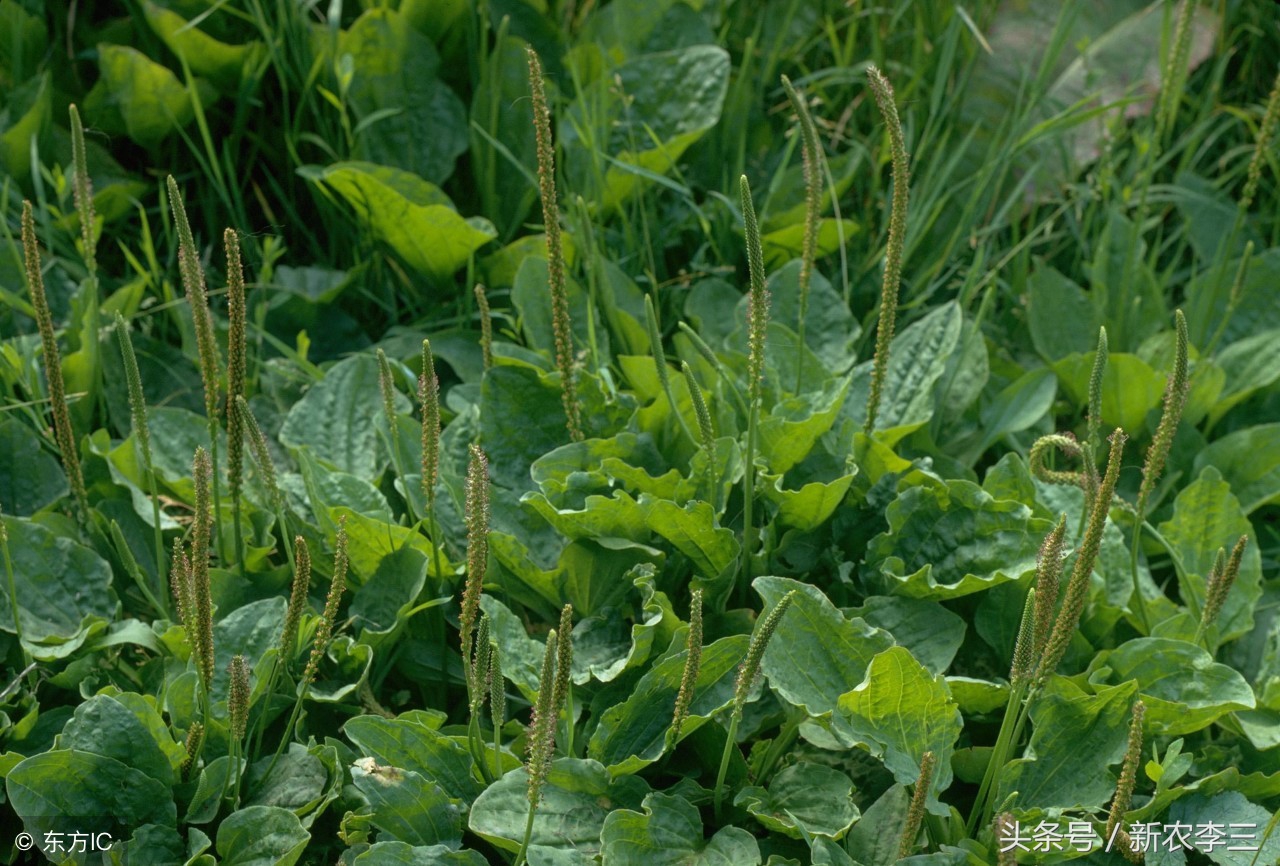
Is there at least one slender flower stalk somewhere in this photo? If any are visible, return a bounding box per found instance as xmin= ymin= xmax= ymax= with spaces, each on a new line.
xmin=228 ymin=655 xmax=251 ymax=743
xmin=1241 ymin=69 xmax=1280 ymax=212
xmin=225 ymin=229 xmax=248 ymax=574
xmin=995 ymin=813 xmax=1018 ymax=866
xmin=462 ymin=445 xmax=491 ymax=697
xmin=1086 ymin=327 xmax=1109 ymax=458
xmin=715 ymin=591 xmax=796 ymax=819
xmin=1136 ymin=311 xmax=1188 ymax=519
xmin=474 ymin=284 xmax=494 ymax=370
xmin=1032 ymin=516 xmax=1068 ymax=660
xmin=527 ymin=47 xmax=582 ymax=441
xmin=168 ymin=177 xmax=225 ymax=556
xmin=170 ymin=538 xmax=193 ymax=634
xmin=1009 ymin=589 xmax=1038 ymax=687
xmin=22 ymin=202 xmax=88 ymax=521
xmin=269 ymin=518 xmax=348 ymax=777
xmin=376 ymin=348 xmax=415 ymax=523
xmin=69 ymin=105 xmax=98 ymax=278
xmin=670 ymin=590 xmax=704 ymax=742
xmin=419 ymin=340 xmax=441 ymax=513
xmin=225 ymin=654 xmax=252 ymax=806
xmin=470 ymin=615 xmax=492 ymax=718
xmin=553 ymin=604 xmax=575 ymax=756
xmin=682 ymin=362 xmax=717 ymax=500
xmin=517 ymin=627 xmax=564 ymax=866
xmin=1205 ymin=241 xmax=1254 ymax=357
xmin=781 ymin=75 xmax=822 ymax=394
xmin=1029 ymin=432 xmax=1095 ymax=495
xmin=191 ymin=448 xmax=216 ymax=693
xmin=69 ymin=105 xmax=103 ymax=441
xmin=864 ymin=66 xmax=910 ymax=436
xmin=1130 ymin=311 xmax=1189 ymax=632
xmin=740 ymin=175 xmax=769 ymax=590
xmin=303 ymin=515 xmax=349 ymax=689
xmin=180 ymin=721 xmax=205 ymax=781
xmin=419 ymin=339 xmax=447 ymax=591
xmin=115 ymin=313 xmax=166 ymax=591
xmin=282 ymin=536 xmax=311 ymax=664
xmin=488 ymin=640 xmax=506 ymax=778
xmin=1196 ymin=535 xmax=1248 ymax=647
xmin=1036 ymin=430 xmax=1127 ymax=684
xmin=647 ymin=295 xmax=696 ymax=444
xmin=234 ymin=395 xmax=292 ymax=575
xmin=250 ymin=534 xmax=312 ymax=758
xmin=899 ymin=751 xmax=936 ymax=858
xmin=1155 ymin=0 xmax=1197 ymax=141
xmin=1105 ymin=701 xmax=1146 ymax=863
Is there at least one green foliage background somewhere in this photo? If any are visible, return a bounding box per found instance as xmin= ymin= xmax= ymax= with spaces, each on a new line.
xmin=1 ymin=0 xmax=1279 ymax=863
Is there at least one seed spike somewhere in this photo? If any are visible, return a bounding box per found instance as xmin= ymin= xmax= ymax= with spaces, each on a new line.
xmin=864 ymin=66 xmax=910 ymax=436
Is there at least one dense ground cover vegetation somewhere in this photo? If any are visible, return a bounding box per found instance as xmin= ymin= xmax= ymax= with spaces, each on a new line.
xmin=1 ymin=0 xmax=1279 ymax=863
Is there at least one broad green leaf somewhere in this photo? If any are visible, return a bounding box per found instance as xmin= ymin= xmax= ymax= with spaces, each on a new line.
xmin=755 ymin=577 xmax=894 ymax=716
xmin=588 ymin=635 xmax=749 ymax=774
xmin=211 ymin=597 xmax=285 ymax=704
xmin=142 ymin=1 xmax=263 ymax=89
xmin=6 ymin=750 xmax=177 ymax=836
xmin=1088 ymin=638 xmax=1255 ymax=735
xmin=351 ymin=546 xmax=430 ymax=638
xmin=0 ymin=417 xmax=68 ymax=515
xmin=945 ymin=678 xmax=1009 ymax=715
xmin=563 ymin=46 xmax=730 ymax=211
xmin=759 ymin=260 xmax=860 ymax=374
xmin=302 ymin=162 xmax=495 ymax=281
xmin=243 ymin=744 xmax=335 ymax=819
xmin=1167 ymin=792 xmax=1280 ymax=865
xmin=1210 ymin=328 xmax=1280 ymax=425
xmin=341 ymin=9 xmax=467 ymax=184
xmin=1026 ymin=266 xmax=1100 ymax=360
xmin=1185 ymin=248 xmax=1280 ymax=346
xmin=873 ymin=301 xmax=963 ymax=432
xmin=644 ymin=496 xmax=738 ymax=580
xmin=761 ymin=220 xmax=860 ymax=273
xmin=85 ymin=44 xmax=207 ymax=149
xmin=841 ymin=784 xmax=908 ymax=865
xmin=600 ymin=792 xmax=761 ymax=866
xmin=353 ymin=843 xmax=488 ymax=865
xmin=758 ymin=469 xmax=855 ymax=532
xmin=0 ymin=0 xmax=46 ymax=81
xmin=977 ymin=368 xmax=1057 ymax=452
xmin=58 ymin=695 xmax=175 ymax=787
xmin=344 ymin=715 xmax=483 ymax=802
xmin=998 ymin=677 xmax=1137 ymax=811
xmin=481 ymin=364 xmax=570 ymax=491
xmin=865 ymin=478 xmax=1052 ymax=599
xmin=280 ymin=354 xmax=407 ymax=479
xmin=1193 ymin=424 xmax=1280 ymax=514
xmin=333 ymin=507 xmax=444 ymax=586
xmin=734 ymin=762 xmax=859 ymax=839
xmin=216 ymin=805 xmax=310 ymax=866
xmin=513 ymin=257 xmax=610 ymax=366
xmin=1157 ymin=467 xmax=1262 ymax=641
xmin=469 ymin=759 xmax=649 ymax=854
xmin=833 ymin=647 xmax=961 ymax=815
xmin=850 ymin=597 xmax=966 ymax=676
xmin=351 ymin=758 xmax=461 ymax=848
xmin=0 ymin=515 xmax=114 ymax=644
xmin=757 ymin=376 xmax=850 ymax=474
xmin=1052 ymin=352 xmax=1164 ymax=435
xmin=480 ymin=595 xmax=547 ymax=700
xmin=0 ymin=71 xmax=49 ymax=178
